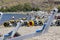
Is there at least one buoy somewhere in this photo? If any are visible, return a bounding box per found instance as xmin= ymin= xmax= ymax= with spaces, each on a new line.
xmin=9 ymin=20 xmax=15 ymax=23
xmin=38 ymin=21 xmax=43 ymax=26
xmin=28 ymin=20 xmax=34 ymax=26
xmin=3 ymin=21 xmax=9 ymax=27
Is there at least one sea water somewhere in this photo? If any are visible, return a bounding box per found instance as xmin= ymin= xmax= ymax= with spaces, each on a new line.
xmin=0 ymin=13 xmax=30 ymax=25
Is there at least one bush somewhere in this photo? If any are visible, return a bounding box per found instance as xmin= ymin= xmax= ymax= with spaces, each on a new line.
xmin=0 ymin=7 xmax=5 ymax=12
xmin=32 ymin=7 xmax=40 ymax=11
xmin=23 ymin=3 xmax=32 ymax=11
xmin=0 ymin=3 xmax=40 ymax=12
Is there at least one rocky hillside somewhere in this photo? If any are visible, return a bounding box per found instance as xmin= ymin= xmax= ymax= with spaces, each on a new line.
xmin=0 ymin=0 xmax=44 ymax=7
xmin=0 ymin=0 xmax=60 ymax=11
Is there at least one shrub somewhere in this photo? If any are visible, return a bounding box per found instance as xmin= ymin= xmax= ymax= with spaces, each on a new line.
xmin=0 ymin=3 xmax=40 ymax=12
xmin=23 ymin=3 xmax=32 ymax=11
xmin=32 ymin=7 xmax=40 ymax=11
xmin=0 ymin=7 xmax=5 ymax=12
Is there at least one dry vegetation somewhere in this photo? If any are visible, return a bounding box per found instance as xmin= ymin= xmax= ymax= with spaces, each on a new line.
xmin=0 ymin=0 xmax=47 ymax=8
xmin=0 ymin=0 xmax=60 ymax=11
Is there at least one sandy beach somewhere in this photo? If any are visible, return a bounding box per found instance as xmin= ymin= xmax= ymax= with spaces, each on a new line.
xmin=0 ymin=25 xmax=60 ymax=40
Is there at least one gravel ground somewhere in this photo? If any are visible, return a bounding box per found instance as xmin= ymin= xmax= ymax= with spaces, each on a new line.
xmin=0 ymin=25 xmax=60 ymax=40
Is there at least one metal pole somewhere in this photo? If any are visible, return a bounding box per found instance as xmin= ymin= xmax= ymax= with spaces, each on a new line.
xmin=7 ymin=8 xmax=58 ymax=40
